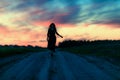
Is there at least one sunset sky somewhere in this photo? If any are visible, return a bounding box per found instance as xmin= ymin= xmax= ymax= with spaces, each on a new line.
xmin=0 ymin=0 xmax=120 ymax=47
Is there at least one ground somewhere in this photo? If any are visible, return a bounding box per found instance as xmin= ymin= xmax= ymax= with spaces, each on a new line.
xmin=0 ymin=51 xmax=120 ymax=80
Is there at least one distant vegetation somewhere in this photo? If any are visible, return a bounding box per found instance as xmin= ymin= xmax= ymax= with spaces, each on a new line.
xmin=58 ymin=40 xmax=120 ymax=57
xmin=1 ymin=40 xmax=120 ymax=58
xmin=0 ymin=45 xmax=45 ymax=57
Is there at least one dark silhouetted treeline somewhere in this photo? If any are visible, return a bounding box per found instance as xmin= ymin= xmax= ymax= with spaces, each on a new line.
xmin=59 ymin=40 xmax=120 ymax=57
xmin=0 ymin=45 xmax=45 ymax=57
xmin=58 ymin=40 xmax=120 ymax=48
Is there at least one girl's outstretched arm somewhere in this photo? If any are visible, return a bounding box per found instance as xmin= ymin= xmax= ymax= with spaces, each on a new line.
xmin=56 ymin=31 xmax=63 ymax=38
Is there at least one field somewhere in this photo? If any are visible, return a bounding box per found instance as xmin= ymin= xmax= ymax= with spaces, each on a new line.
xmin=0 ymin=45 xmax=45 ymax=57
xmin=1 ymin=40 xmax=120 ymax=58
xmin=59 ymin=40 xmax=120 ymax=58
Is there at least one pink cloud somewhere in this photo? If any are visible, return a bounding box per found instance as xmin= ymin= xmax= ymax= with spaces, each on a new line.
xmin=0 ymin=24 xmax=10 ymax=34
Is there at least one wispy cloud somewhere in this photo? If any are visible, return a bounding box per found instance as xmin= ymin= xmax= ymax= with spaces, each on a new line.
xmin=1 ymin=0 xmax=120 ymax=26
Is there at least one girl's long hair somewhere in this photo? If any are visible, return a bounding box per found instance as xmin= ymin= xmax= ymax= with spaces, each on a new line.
xmin=49 ymin=23 xmax=56 ymax=31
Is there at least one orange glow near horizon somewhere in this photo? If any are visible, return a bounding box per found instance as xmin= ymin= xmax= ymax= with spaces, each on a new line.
xmin=0 ymin=21 xmax=120 ymax=47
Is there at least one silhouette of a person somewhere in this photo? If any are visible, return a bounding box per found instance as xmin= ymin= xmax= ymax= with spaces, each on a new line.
xmin=47 ymin=23 xmax=63 ymax=52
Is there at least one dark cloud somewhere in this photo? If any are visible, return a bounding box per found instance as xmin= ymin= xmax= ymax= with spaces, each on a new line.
xmin=55 ymin=5 xmax=81 ymax=24
xmin=14 ymin=0 xmax=49 ymax=11
xmin=7 ymin=0 xmax=120 ymax=26
xmin=90 ymin=9 xmax=120 ymax=25
xmin=75 ymin=0 xmax=120 ymax=26
xmin=12 ymin=0 xmax=81 ymax=24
